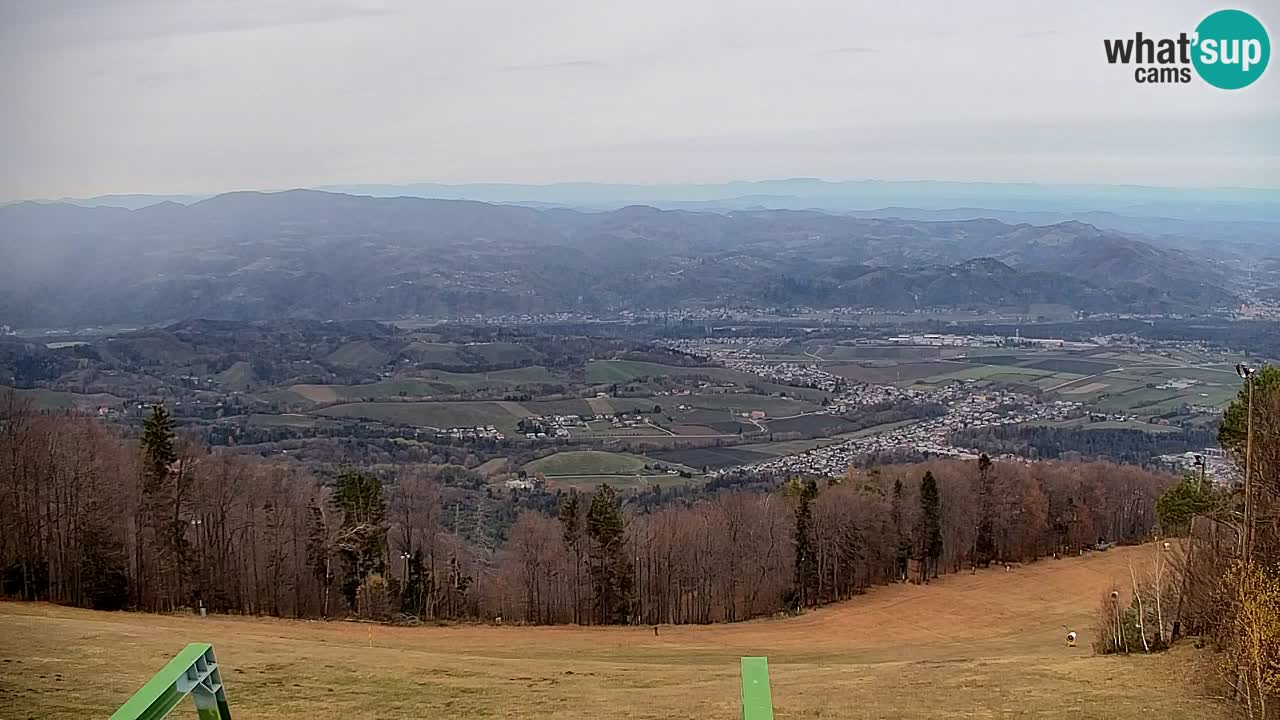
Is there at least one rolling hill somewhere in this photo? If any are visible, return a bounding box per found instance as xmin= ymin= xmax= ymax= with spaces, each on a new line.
xmin=0 ymin=191 xmax=1239 ymax=327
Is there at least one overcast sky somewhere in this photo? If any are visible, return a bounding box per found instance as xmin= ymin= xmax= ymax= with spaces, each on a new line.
xmin=2 ymin=0 xmax=1277 ymax=200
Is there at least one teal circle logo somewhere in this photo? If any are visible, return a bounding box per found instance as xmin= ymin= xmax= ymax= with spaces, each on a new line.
xmin=1192 ymin=9 xmax=1270 ymax=89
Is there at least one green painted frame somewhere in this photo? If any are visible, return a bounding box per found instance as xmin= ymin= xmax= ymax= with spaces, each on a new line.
xmin=740 ymin=656 xmax=774 ymax=720
xmin=110 ymin=643 xmax=231 ymax=720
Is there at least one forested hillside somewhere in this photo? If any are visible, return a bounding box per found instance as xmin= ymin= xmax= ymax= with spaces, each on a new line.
xmin=0 ymin=191 xmax=1236 ymax=326
xmin=1 ymin=391 xmax=1172 ymax=624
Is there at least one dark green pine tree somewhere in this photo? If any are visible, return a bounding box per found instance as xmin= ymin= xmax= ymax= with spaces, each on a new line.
xmin=140 ymin=404 xmax=179 ymax=604
xmin=141 ymin=404 xmax=176 ymax=494
xmin=331 ymin=471 xmax=387 ymax=609
xmin=792 ymin=478 xmax=818 ymax=608
xmin=919 ymin=471 xmax=943 ymax=582
xmin=585 ymin=484 xmax=632 ymax=624
xmin=974 ymin=454 xmax=996 ymax=568
xmin=891 ymin=478 xmax=909 ymax=581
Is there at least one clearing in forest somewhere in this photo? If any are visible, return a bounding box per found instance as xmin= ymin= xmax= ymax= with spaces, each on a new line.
xmin=0 ymin=544 xmax=1227 ymax=719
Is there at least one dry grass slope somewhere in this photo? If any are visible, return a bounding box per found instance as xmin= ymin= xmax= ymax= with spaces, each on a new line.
xmin=0 ymin=544 xmax=1227 ymax=719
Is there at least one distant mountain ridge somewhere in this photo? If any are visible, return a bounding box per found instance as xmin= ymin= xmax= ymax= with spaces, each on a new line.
xmin=31 ymin=178 xmax=1280 ymax=222
xmin=0 ymin=190 xmax=1240 ymax=327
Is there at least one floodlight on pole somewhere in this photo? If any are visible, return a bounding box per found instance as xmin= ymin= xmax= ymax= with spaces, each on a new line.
xmin=1234 ymin=363 xmax=1256 ymax=558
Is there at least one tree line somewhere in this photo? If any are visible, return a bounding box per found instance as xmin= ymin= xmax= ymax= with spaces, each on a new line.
xmin=1 ymin=389 xmax=1172 ymax=625
xmin=1134 ymin=366 xmax=1279 ymax=718
xmin=953 ymin=424 xmax=1220 ymax=466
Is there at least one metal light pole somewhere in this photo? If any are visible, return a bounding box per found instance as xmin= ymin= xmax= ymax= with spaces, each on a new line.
xmin=1235 ymin=363 xmax=1255 ymax=558
xmin=189 ymin=518 xmax=204 ymax=613
xmin=1193 ymin=454 xmax=1206 ymax=491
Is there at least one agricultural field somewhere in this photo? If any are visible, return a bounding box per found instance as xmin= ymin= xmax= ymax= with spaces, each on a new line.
xmin=763 ymin=414 xmax=857 ymax=436
xmin=828 ymin=361 xmax=960 ymax=385
xmin=806 ymin=343 xmax=965 ymax=362
xmin=395 ymin=340 xmax=541 ymax=369
xmin=571 ymin=421 xmax=673 ymax=440
xmin=1 ymin=386 xmax=123 ymax=411
xmin=584 ymin=360 xmax=753 ymax=385
xmin=815 ymin=348 xmax=1245 ymax=422
xmin=291 ymin=367 xmax=565 ymax=403
xmin=464 ymin=342 xmax=542 ymax=366
xmin=213 ymin=361 xmax=258 ymax=391
xmin=400 ymin=341 xmax=469 ymax=366
xmin=245 ymin=413 xmax=320 ymax=428
xmin=677 ymin=393 xmax=820 ymax=417
xmin=309 ymin=398 xmax=696 ymax=437
xmin=919 ymin=363 xmax=1079 ymax=385
xmin=313 ymin=401 xmax=523 ymax=431
xmin=473 ymin=457 xmax=512 ymax=477
xmin=649 ymin=445 xmax=775 ymax=469
xmin=522 ymin=451 xmax=654 ymax=476
xmin=324 ymin=340 xmax=392 ymax=367
xmin=0 ymin=544 xmax=1228 ymax=719
xmin=538 ymin=473 xmax=696 ymax=491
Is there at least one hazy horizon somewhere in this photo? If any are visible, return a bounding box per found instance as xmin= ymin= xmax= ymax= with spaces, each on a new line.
xmin=4 ymin=0 xmax=1278 ymax=200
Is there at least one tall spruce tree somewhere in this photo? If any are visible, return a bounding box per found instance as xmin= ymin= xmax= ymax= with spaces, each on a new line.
xmin=974 ymin=454 xmax=996 ymax=567
xmin=585 ymin=484 xmax=631 ymax=624
xmin=140 ymin=404 xmax=178 ymax=605
xmin=141 ymin=404 xmax=176 ymax=493
xmin=891 ymin=478 xmax=909 ymax=581
xmin=792 ymin=478 xmax=819 ymax=607
xmin=919 ymin=471 xmax=943 ymax=581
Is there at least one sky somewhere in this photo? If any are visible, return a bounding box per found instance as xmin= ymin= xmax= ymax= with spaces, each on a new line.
xmin=1 ymin=0 xmax=1277 ymax=201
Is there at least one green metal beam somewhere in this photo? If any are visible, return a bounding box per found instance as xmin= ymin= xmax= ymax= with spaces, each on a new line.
xmin=740 ymin=656 xmax=774 ymax=720
xmin=111 ymin=643 xmax=231 ymax=720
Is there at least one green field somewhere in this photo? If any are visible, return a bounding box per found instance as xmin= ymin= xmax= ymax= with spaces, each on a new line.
xmin=464 ymin=342 xmax=541 ymax=365
xmin=299 ymin=367 xmax=563 ymax=402
xmin=1092 ymin=382 xmax=1238 ymax=414
xmin=398 ymin=341 xmax=540 ymax=368
xmin=474 ymin=457 xmax=511 ymax=476
xmin=214 ymin=361 xmax=257 ymax=391
xmin=808 ymin=344 xmax=962 ymax=362
xmin=325 ymin=340 xmax=392 ymax=367
xmin=2 ymin=386 xmax=123 ymax=410
xmin=585 ymin=360 xmax=751 ymax=384
xmin=401 ymin=341 xmax=468 ymax=365
xmin=486 ymin=366 xmax=559 ymax=383
xmin=922 ymin=364 xmax=1070 ymax=384
xmin=246 ymin=413 xmax=320 ymax=428
xmin=541 ymin=473 xmax=697 ymax=491
xmin=523 ymin=451 xmax=654 ymax=476
xmin=829 ymin=361 xmax=960 ymax=385
xmin=679 ymin=392 xmax=819 ymax=416
xmin=314 ymin=401 xmax=521 ymax=431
